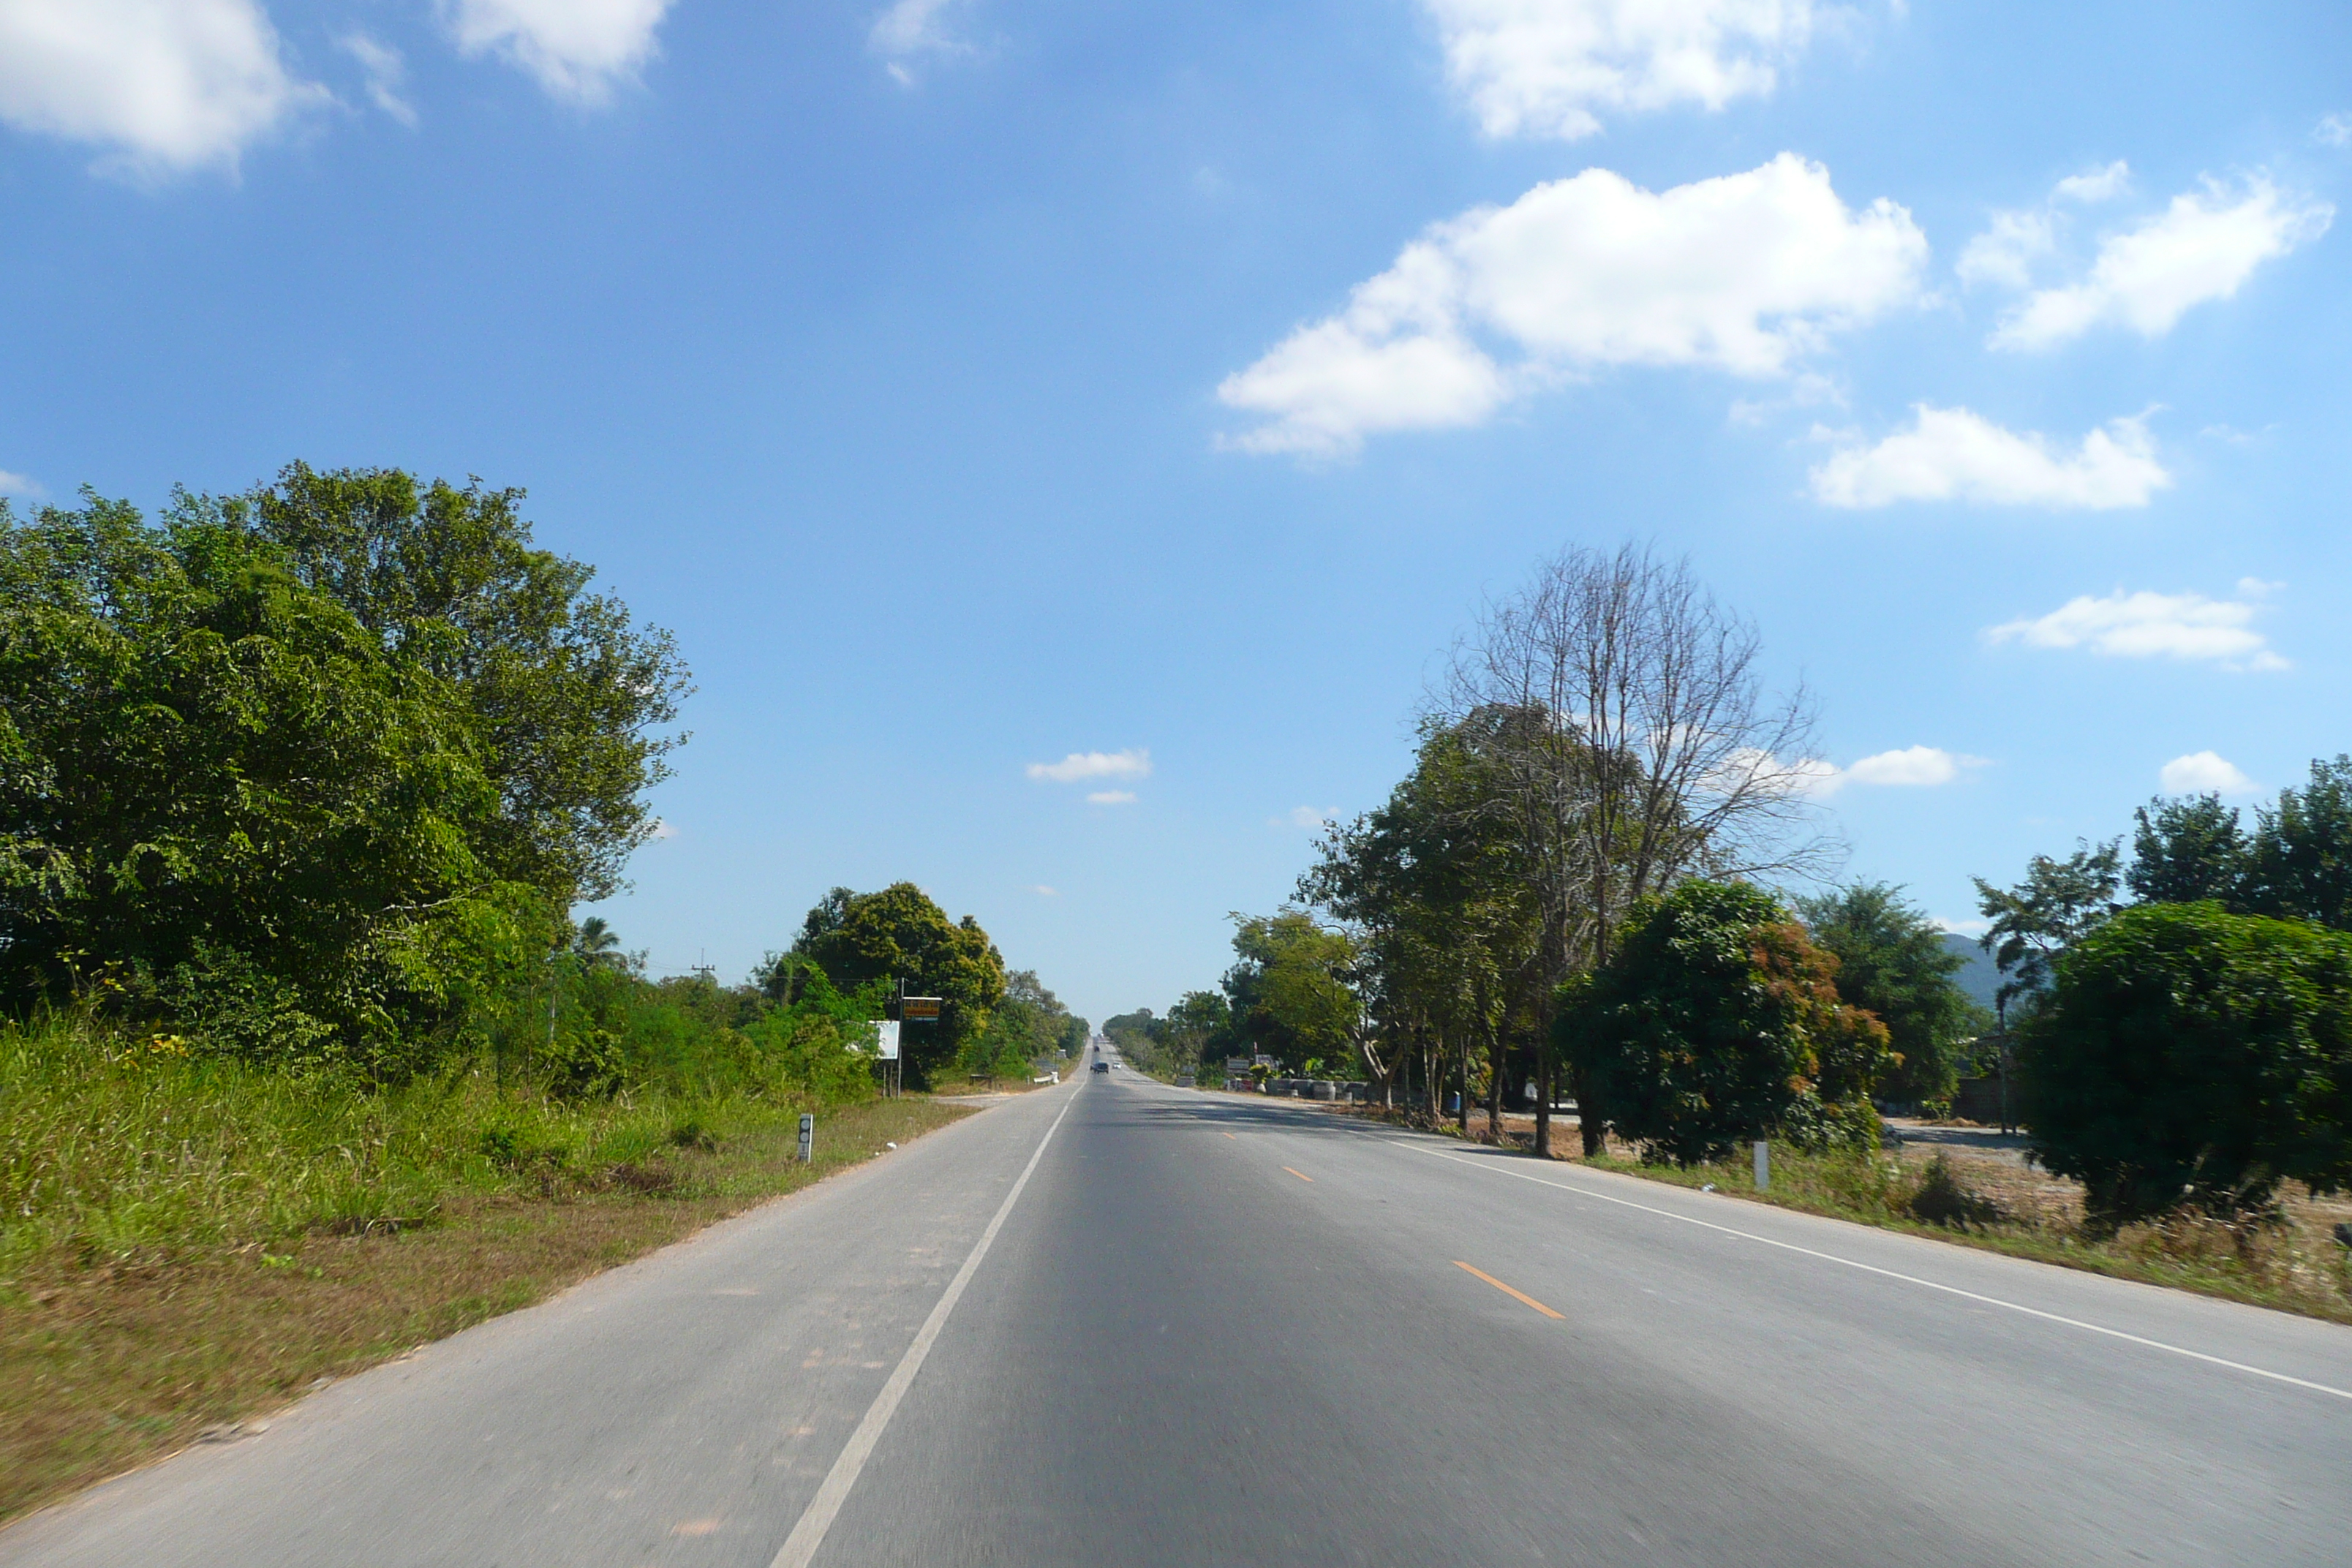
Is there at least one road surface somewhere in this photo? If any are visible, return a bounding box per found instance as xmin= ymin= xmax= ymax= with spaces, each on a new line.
xmin=7 ymin=1058 xmax=2350 ymax=1566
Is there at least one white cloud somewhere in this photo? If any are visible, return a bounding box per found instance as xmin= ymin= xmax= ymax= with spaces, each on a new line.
xmin=2160 ymin=751 xmax=2258 ymax=796
xmin=0 ymin=469 xmax=41 ymax=498
xmin=1809 ymin=404 xmax=2170 ymax=510
xmin=442 ymin=0 xmax=673 ymax=103
xmin=0 ymin=0 xmax=327 ymax=174
xmin=1220 ymin=154 xmax=1926 ymax=456
xmin=1425 ymin=0 xmax=1817 ymax=140
xmin=2052 ymin=159 xmax=2131 ymax=204
xmin=1278 ymin=806 xmax=1341 ymax=829
xmin=1030 ymin=884 xmax=1058 ymax=896
xmin=1085 ymin=790 xmax=1138 ymax=805
xmin=1842 ymin=745 xmax=1980 ymax=787
xmin=1027 ymin=749 xmax=1151 ymax=783
xmin=339 ymin=33 xmax=415 ymax=127
xmin=1954 ymin=208 xmax=2054 ymax=291
xmin=1985 ymin=586 xmax=2288 ymax=671
xmin=1937 ymin=916 xmax=1992 ymax=938
xmin=2315 ymin=113 xmax=2352 ymax=149
xmin=1799 ymin=745 xmax=1986 ymax=797
xmin=1989 ymin=176 xmax=2332 ymax=350
xmin=1958 ymin=165 xmax=2127 ymax=290
xmin=647 ymin=818 xmax=678 ymax=840
xmin=871 ymin=0 xmax=975 ymax=83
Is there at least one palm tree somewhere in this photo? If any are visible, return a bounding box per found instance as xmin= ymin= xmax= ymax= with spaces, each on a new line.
xmin=573 ymin=916 xmax=622 ymax=968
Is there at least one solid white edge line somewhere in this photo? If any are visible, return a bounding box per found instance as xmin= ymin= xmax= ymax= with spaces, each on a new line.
xmin=1394 ymin=1140 xmax=2352 ymax=1405
xmin=769 ymin=1080 xmax=1085 ymax=1568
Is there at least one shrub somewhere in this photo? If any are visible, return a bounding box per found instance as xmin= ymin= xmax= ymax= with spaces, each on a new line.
xmin=2021 ymin=901 xmax=2352 ymax=1230
xmin=1564 ymin=881 xmax=1893 ymax=1165
xmin=1906 ymin=1153 xmax=2002 ymax=1227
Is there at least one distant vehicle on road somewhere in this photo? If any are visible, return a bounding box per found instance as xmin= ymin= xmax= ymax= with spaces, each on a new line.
xmin=1090 ymin=1060 xmax=1109 ymax=1074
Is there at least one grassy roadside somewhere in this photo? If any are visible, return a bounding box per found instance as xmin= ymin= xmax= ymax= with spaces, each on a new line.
xmin=1235 ymin=1091 xmax=2352 ymax=1327
xmin=1 ymin=1079 xmax=972 ymax=1523
xmin=1571 ymin=1140 xmax=2352 ymax=1324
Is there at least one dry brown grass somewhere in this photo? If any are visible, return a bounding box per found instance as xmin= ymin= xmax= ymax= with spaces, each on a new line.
xmin=0 ymin=1096 xmax=970 ymax=1523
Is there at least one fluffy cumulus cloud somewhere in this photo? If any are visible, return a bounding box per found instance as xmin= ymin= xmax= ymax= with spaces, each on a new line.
xmin=1807 ymin=745 xmax=1986 ymax=796
xmin=1986 ymin=582 xmax=2287 ymax=671
xmin=1085 ymin=790 xmax=1138 ymax=805
xmin=1983 ymin=175 xmax=2332 ymax=351
xmin=0 ymin=468 xmax=39 ymax=497
xmin=0 ymin=0 xmax=328 ymax=173
xmin=2160 ymin=752 xmax=2258 ymax=796
xmin=1220 ymin=154 xmax=1925 ymax=456
xmin=1026 ymin=749 xmax=1151 ymax=783
xmin=442 ymin=0 xmax=674 ymax=103
xmin=1426 ymin=0 xmax=1815 ymax=140
xmin=1809 ymin=405 xmax=2171 ymax=510
xmin=1708 ymin=745 xmax=1980 ymax=800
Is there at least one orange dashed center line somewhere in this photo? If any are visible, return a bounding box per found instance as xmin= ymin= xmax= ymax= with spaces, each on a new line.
xmin=1282 ymin=1166 xmax=1314 ymax=1183
xmin=1222 ymin=1131 xmax=1237 ymax=1139
xmin=1453 ymin=1260 xmax=1565 ymax=1319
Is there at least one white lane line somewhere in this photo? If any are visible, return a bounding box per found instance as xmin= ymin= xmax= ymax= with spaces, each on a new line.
xmin=1395 ymin=1141 xmax=2352 ymax=1405
xmin=770 ymin=1085 xmax=1083 ymax=1568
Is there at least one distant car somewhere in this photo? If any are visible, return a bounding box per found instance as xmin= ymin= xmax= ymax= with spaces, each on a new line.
xmin=1090 ymin=1060 xmax=1109 ymax=1073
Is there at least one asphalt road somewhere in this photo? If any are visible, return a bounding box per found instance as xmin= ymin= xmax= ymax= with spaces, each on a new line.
xmin=7 ymin=1058 xmax=2352 ymax=1567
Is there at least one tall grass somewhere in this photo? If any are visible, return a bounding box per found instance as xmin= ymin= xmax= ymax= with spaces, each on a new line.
xmin=0 ymin=1013 xmax=866 ymax=1276
xmin=1583 ymin=1138 xmax=2352 ymax=1324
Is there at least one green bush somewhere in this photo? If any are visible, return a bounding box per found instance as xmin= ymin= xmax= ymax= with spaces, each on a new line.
xmin=2021 ymin=901 xmax=2352 ymax=1229
xmin=1561 ymin=880 xmax=1894 ymax=1166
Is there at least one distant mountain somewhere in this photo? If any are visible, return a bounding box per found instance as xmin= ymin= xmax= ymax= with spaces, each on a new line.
xmin=1942 ymin=932 xmax=2002 ymax=1013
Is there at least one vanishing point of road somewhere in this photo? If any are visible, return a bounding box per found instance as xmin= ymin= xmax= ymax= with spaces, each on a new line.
xmin=5 ymin=1057 xmax=2349 ymax=1567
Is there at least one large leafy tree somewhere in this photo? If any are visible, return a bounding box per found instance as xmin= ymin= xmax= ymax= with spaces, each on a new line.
xmin=1221 ymin=911 xmax=1367 ymax=1074
xmin=1433 ymin=544 xmax=1829 ymax=1154
xmin=0 ymin=494 xmax=535 ymax=1070
xmin=2128 ymin=794 xmax=2253 ymax=909
xmin=1305 ymin=717 xmax=1535 ymax=1130
xmin=774 ymin=883 xmax=1006 ymax=1085
xmin=2021 ymin=902 xmax=2352 ymax=1229
xmin=1797 ymin=882 xmax=1987 ymax=1109
xmin=211 ymin=463 xmax=690 ymax=904
xmin=1972 ymin=840 xmax=2123 ymax=1017
xmin=1561 ymin=881 xmax=1892 ymax=1166
xmin=2250 ymin=756 xmax=2352 ymax=929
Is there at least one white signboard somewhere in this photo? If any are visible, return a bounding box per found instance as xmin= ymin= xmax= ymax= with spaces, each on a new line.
xmin=874 ymin=1020 xmax=901 ymax=1061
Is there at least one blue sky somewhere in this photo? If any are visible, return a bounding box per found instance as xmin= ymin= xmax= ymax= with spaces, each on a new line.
xmin=4 ymin=1 xmax=2348 ymax=1025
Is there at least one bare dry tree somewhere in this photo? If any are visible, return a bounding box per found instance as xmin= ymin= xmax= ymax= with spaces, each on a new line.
xmin=1431 ymin=541 xmax=1837 ymax=1154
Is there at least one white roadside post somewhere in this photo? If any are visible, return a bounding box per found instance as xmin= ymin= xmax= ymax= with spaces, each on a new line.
xmin=799 ymin=1112 xmax=815 ymax=1164
xmin=1753 ymin=1140 xmax=1770 ymax=1191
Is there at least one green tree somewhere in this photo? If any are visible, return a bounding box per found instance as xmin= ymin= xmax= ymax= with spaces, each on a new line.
xmin=1221 ymin=912 xmax=1365 ymax=1074
xmin=2250 ymin=756 xmax=2352 ymax=929
xmin=777 ymin=883 xmax=1006 ymax=1086
xmin=0 ymin=492 xmax=538 ymax=1071
xmin=1561 ymin=881 xmax=1892 ymax=1166
xmin=2128 ymin=794 xmax=2253 ymax=908
xmin=2020 ymin=902 xmax=2352 ymax=1229
xmin=1796 ymin=882 xmax=1987 ymax=1109
xmin=1972 ymin=840 xmax=2123 ymax=1016
xmin=1161 ymin=990 xmax=1234 ymax=1069
xmin=216 ymin=463 xmax=690 ymax=905
xmin=573 ymin=916 xmax=625 ymax=969
xmin=1303 ymin=717 xmax=1536 ymax=1131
